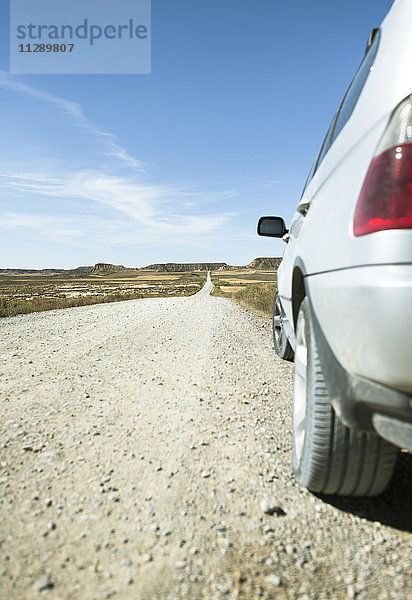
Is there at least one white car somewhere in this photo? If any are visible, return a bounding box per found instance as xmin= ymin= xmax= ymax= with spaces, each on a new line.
xmin=258 ymin=0 xmax=412 ymax=497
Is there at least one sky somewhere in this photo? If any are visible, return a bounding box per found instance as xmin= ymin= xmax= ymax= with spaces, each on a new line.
xmin=0 ymin=0 xmax=395 ymax=269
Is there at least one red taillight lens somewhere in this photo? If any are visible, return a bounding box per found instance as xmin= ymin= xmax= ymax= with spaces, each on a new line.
xmin=354 ymin=96 xmax=412 ymax=236
xmin=353 ymin=144 xmax=412 ymax=236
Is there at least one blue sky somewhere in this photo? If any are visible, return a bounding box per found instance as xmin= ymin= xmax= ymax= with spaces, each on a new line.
xmin=0 ymin=0 xmax=394 ymax=269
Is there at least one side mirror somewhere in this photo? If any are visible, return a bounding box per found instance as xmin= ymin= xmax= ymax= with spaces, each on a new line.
xmin=257 ymin=216 xmax=288 ymax=238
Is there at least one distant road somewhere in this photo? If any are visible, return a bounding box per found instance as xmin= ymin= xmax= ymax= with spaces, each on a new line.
xmin=0 ymin=281 xmax=410 ymax=599
xmin=195 ymin=269 xmax=213 ymax=296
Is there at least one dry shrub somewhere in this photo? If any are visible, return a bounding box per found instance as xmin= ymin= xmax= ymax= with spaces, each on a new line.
xmin=0 ymin=284 xmax=204 ymax=318
xmin=212 ymin=282 xmax=276 ymax=318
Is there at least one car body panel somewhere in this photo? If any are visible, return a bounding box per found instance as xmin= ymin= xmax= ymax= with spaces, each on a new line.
xmin=267 ymin=0 xmax=412 ymax=442
xmin=306 ymin=265 xmax=412 ymax=393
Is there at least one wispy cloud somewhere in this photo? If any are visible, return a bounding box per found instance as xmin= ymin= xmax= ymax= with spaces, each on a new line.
xmin=260 ymin=179 xmax=280 ymax=189
xmin=0 ymin=210 xmax=122 ymax=248
xmin=0 ymin=71 xmax=146 ymax=172
xmin=0 ymin=169 xmax=238 ymax=247
xmin=0 ymin=74 xmax=243 ymax=252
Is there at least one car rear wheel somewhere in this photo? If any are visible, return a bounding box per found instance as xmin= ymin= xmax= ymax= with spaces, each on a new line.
xmin=292 ymin=297 xmax=397 ymax=497
xmin=273 ymin=293 xmax=294 ymax=361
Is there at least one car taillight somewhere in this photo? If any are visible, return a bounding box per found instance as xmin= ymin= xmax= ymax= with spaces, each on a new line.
xmin=354 ymin=95 xmax=412 ymax=236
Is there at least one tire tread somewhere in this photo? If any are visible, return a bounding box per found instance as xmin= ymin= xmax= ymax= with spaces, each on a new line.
xmin=292 ymin=298 xmax=397 ymax=498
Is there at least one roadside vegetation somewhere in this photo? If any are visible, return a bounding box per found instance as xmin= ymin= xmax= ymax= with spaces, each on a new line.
xmin=0 ymin=272 xmax=206 ymax=318
xmin=211 ymin=269 xmax=276 ymax=317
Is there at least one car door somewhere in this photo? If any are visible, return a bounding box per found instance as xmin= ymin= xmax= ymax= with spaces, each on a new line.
xmin=277 ymin=114 xmax=338 ymax=326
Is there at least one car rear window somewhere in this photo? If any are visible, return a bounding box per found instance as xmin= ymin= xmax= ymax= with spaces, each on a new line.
xmin=331 ymin=29 xmax=381 ymax=144
xmin=302 ymin=29 xmax=381 ymax=194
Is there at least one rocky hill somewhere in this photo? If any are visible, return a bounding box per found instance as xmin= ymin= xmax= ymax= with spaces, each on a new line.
xmin=0 ymin=268 xmax=65 ymax=275
xmin=90 ymin=263 xmax=126 ymax=275
xmin=140 ymin=263 xmax=229 ymax=272
xmin=0 ymin=267 xmax=92 ymax=275
xmin=246 ymin=257 xmax=282 ymax=270
xmin=69 ymin=266 xmax=93 ymax=274
xmin=0 ymin=259 xmax=282 ymax=276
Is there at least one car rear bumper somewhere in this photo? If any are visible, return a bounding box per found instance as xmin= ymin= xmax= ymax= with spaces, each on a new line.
xmin=306 ymin=264 xmax=412 ymax=394
xmin=307 ymin=292 xmax=412 ymax=451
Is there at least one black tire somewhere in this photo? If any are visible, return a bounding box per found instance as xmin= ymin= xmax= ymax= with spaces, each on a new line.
xmin=273 ymin=293 xmax=294 ymax=361
xmin=292 ymin=297 xmax=397 ymax=497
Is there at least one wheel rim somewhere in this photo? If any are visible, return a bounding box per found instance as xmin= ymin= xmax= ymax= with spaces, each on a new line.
xmin=293 ymin=309 xmax=308 ymax=466
xmin=273 ymin=297 xmax=285 ymax=347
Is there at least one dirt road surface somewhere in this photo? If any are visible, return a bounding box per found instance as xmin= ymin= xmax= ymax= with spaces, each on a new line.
xmin=1 ymin=276 xmax=411 ymax=599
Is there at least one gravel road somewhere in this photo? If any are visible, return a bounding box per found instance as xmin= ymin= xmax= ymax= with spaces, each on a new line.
xmin=1 ymin=275 xmax=411 ymax=600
